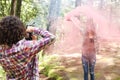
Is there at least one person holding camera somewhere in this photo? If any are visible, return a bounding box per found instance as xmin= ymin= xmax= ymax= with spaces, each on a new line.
xmin=0 ymin=16 xmax=55 ymax=80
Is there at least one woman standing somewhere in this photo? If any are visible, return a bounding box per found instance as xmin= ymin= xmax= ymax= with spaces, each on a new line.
xmin=81 ymin=18 xmax=98 ymax=80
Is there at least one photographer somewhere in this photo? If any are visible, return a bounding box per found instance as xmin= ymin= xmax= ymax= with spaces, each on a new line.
xmin=0 ymin=16 xmax=55 ymax=80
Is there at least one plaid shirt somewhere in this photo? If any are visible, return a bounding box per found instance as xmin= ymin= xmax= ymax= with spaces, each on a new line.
xmin=0 ymin=28 xmax=55 ymax=80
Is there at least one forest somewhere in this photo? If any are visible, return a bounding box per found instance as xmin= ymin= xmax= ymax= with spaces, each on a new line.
xmin=0 ymin=0 xmax=120 ymax=80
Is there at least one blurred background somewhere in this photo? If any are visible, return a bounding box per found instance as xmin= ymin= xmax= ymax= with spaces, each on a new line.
xmin=0 ymin=0 xmax=120 ymax=80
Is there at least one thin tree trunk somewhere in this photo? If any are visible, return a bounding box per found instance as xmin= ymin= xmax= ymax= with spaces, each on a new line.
xmin=99 ymin=0 xmax=104 ymax=9
xmin=15 ymin=0 xmax=22 ymax=18
xmin=10 ymin=0 xmax=17 ymax=16
xmin=75 ymin=0 xmax=82 ymax=7
xmin=47 ymin=0 xmax=61 ymax=33
xmin=45 ymin=0 xmax=61 ymax=54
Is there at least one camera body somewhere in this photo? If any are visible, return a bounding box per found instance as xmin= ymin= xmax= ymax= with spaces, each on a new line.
xmin=25 ymin=22 xmax=35 ymax=40
xmin=26 ymin=32 xmax=33 ymax=40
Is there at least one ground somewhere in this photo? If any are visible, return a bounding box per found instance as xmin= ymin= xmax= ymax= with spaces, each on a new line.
xmin=41 ymin=41 xmax=120 ymax=80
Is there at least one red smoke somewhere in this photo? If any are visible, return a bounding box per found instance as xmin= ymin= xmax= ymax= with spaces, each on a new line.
xmin=48 ymin=5 xmax=120 ymax=54
xmin=65 ymin=5 xmax=120 ymax=41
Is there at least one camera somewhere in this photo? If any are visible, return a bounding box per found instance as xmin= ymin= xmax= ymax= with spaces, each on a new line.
xmin=25 ymin=22 xmax=35 ymax=40
xmin=26 ymin=32 xmax=33 ymax=40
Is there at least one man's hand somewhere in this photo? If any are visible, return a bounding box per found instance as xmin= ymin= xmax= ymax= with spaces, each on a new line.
xmin=31 ymin=35 xmax=37 ymax=40
xmin=26 ymin=26 xmax=38 ymax=40
xmin=26 ymin=26 xmax=35 ymax=32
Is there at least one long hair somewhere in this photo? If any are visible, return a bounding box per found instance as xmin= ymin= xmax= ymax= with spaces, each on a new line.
xmin=0 ymin=16 xmax=26 ymax=47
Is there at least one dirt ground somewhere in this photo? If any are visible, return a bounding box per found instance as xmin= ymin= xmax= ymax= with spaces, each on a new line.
xmin=58 ymin=42 xmax=120 ymax=80
xmin=41 ymin=42 xmax=120 ymax=80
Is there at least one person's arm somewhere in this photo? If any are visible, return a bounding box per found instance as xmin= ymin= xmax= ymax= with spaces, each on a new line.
xmin=70 ymin=16 xmax=84 ymax=35
xmin=33 ymin=28 xmax=55 ymax=48
xmin=33 ymin=28 xmax=55 ymax=42
xmin=23 ymin=27 xmax=55 ymax=59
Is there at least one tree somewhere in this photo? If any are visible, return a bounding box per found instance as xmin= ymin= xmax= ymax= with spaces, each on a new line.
xmin=10 ymin=0 xmax=17 ymax=16
xmin=75 ymin=0 xmax=82 ymax=7
xmin=15 ymin=0 xmax=22 ymax=18
xmin=47 ymin=0 xmax=61 ymax=33
xmin=9 ymin=0 xmax=38 ymax=23
xmin=99 ymin=0 xmax=104 ymax=9
xmin=10 ymin=0 xmax=22 ymax=18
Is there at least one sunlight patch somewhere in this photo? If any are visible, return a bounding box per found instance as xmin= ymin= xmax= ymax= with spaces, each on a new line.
xmin=97 ymin=57 xmax=115 ymax=66
xmin=105 ymin=75 xmax=112 ymax=80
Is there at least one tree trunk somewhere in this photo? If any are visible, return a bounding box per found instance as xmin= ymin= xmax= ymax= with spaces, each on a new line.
xmin=10 ymin=0 xmax=22 ymax=18
xmin=75 ymin=0 xmax=82 ymax=7
xmin=99 ymin=0 xmax=104 ymax=9
xmin=45 ymin=0 xmax=61 ymax=54
xmin=15 ymin=0 xmax=22 ymax=18
xmin=10 ymin=0 xmax=17 ymax=16
xmin=47 ymin=0 xmax=61 ymax=33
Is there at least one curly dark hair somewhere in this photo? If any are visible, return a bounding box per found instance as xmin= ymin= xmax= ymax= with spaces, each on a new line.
xmin=0 ymin=16 xmax=26 ymax=47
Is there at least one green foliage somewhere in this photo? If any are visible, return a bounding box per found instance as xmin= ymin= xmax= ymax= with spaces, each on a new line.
xmin=48 ymin=69 xmax=65 ymax=80
xmin=0 ymin=0 xmax=11 ymax=18
xmin=114 ymin=77 xmax=120 ymax=80
xmin=95 ymin=72 xmax=102 ymax=79
xmin=21 ymin=0 xmax=39 ymax=23
xmin=31 ymin=0 xmax=49 ymax=28
xmin=0 ymin=0 xmax=38 ymax=23
xmin=39 ymin=53 xmax=66 ymax=80
xmin=0 ymin=66 xmax=6 ymax=80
